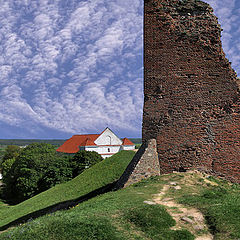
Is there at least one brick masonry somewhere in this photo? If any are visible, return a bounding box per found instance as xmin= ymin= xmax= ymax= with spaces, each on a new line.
xmin=143 ymin=0 xmax=240 ymax=183
xmin=115 ymin=139 xmax=160 ymax=188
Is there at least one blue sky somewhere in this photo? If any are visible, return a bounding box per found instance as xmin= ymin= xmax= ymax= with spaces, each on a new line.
xmin=0 ymin=0 xmax=239 ymax=139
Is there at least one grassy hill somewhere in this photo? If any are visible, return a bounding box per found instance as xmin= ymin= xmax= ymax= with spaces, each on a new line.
xmin=0 ymin=154 xmax=240 ymax=239
xmin=0 ymin=150 xmax=135 ymax=229
xmin=0 ymin=174 xmax=195 ymax=240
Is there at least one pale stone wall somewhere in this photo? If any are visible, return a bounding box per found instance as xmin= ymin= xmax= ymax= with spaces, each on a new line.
xmin=115 ymin=139 xmax=160 ymax=189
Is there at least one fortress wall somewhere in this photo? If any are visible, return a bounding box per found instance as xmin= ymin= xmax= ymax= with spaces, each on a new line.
xmin=143 ymin=0 xmax=240 ymax=182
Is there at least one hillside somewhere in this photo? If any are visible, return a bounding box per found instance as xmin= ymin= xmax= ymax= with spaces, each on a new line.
xmin=0 ymin=150 xmax=135 ymax=230
xmin=1 ymin=170 xmax=240 ymax=239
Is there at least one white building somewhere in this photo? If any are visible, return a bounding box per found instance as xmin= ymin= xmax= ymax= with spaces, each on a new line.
xmin=57 ymin=127 xmax=135 ymax=158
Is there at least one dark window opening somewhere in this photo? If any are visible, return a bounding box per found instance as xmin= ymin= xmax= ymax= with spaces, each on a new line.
xmin=108 ymin=148 xmax=110 ymax=152
xmin=179 ymin=167 xmax=187 ymax=172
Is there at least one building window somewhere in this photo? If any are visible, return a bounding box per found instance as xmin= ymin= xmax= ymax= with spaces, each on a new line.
xmin=108 ymin=148 xmax=110 ymax=152
xmin=106 ymin=135 xmax=111 ymax=145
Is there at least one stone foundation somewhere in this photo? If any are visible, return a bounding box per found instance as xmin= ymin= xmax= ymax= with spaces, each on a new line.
xmin=115 ymin=139 xmax=160 ymax=188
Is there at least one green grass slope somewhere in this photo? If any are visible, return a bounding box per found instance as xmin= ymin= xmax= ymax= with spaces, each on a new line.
xmin=0 ymin=201 xmax=10 ymax=212
xmin=2 ymin=171 xmax=239 ymax=240
xmin=0 ymin=176 xmax=194 ymax=240
xmin=177 ymin=176 xmax=240 ymax=240
xmin=1 ymin=160 xmax=240 ymax=239
xmin=0 ymin=150 xmax=135 ymax=229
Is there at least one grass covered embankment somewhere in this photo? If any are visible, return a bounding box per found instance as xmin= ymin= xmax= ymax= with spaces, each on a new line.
xmin=0 ymin=161 xmax=240 ymax=239
xmin=0 ymin=150 xmax=135 ymax=229
xmin=0 ymin=200 xmax=10 ymax=212
xmin=0 ymin=176 xmax=194 ymax=240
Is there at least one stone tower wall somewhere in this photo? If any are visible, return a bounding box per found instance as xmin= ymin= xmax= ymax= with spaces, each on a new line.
xmin=143 ymin=0 xmax=240 ymax=183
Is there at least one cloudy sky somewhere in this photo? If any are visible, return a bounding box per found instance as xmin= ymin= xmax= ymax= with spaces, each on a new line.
xmin=0 ymin=0 xmax=239 ymax=139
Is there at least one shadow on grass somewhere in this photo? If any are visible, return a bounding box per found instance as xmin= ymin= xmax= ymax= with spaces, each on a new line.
xmin=0 ymin=181 xmax=118 ymax=232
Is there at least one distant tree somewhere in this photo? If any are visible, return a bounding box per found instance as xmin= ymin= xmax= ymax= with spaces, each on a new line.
xmin=1 ymin=157 xmax=17 ymax=200
xmin=71 ymin=151 xmax=103 ymax=178
xmin=1 ymin=145 xmax=21 ymax=166
xmin=4 ymin=143 xmax=72 ymax=203
xmin=1 ymin=158 xmax=16 ymax=183
xmin=38 ymin=154 xmax=73 ymax=192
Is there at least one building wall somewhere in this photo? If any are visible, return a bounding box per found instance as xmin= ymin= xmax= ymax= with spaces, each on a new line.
xmin=95 ymin=128 xmax=123 ymax=146
xmin=85 ymin=146 xmax=121 ymax=156
xmin=143 ymin=0 xmax=240 ymax=183
xmin=122 ymin=145 xmax=135 ymax=151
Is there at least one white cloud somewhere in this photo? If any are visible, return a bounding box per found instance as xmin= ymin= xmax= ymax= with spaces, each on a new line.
xmin=204 ymin=0 xmax=240 ymax=75
xmin=0 ymin=0 xmax=143 ymax=137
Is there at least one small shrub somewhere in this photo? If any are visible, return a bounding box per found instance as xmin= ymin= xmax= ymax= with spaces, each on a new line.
xmin=70 ymin=151 xmax=103 ymax=178
xmin=124 ymin=204 xmax=194 ymax=239
xmin=125 ymin=204 xmax=175 ymax=232
xmin=202 ymin=187 xmax=227 ymax=199
xmin=1 ymin=158 xmax=16 ymax=182
xmin=1 ymin=145 xmax=21 ymax=167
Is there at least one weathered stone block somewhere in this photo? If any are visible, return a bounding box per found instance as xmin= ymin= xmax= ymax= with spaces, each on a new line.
xmin=115 ymin=139 xmax=160 ymax=188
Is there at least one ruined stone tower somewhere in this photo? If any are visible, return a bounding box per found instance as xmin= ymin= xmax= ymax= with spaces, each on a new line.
xmin=143 ymin=0 xmax=240 ymax=183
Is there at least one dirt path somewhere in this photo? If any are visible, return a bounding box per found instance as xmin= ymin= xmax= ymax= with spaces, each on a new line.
xmin=152 ymin=182 xmax=213 ymax=240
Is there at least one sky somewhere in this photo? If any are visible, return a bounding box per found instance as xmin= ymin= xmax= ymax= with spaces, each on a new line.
xmin=0 ymin=0 xmax=239 ymax=139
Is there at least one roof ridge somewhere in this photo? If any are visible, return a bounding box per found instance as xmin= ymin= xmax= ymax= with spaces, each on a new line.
xmin=122 ymin=137 xmax=134 ymax=145
xmin=73 ymin=134 xmax=100 ymax=136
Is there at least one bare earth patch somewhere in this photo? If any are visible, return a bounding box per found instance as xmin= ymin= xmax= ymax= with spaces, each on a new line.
xmin=152 ymin=174 xmax=214 ymax=240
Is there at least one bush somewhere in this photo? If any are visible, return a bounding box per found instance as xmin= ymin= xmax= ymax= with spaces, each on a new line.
xmin=71 ymin=151 xmax=103 ymax=178
xmin=202 ymin=187 xmax=228 ymax=199
xmin=1 ymin=158 xmax=16 ymax=182
xmin=4 ymin=143 xmax=72 ymax=203
xmin=38 ymin=155 xmax=73 ymax=192
xmin=125 ymin=204 xmax=194 ymax=240
xmin=1 ymin=145 xmax=21 ymax=167
xmin=125 ymin=204 xmax=175 ymax=232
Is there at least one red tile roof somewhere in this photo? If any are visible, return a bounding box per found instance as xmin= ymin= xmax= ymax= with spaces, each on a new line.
xmin=56 ymin=134 xmax=99 ymax=153
xmin=122 ymin=138 xmax=134 ymax=146
xmin=80 ymin=138 xmax=97 ymax=146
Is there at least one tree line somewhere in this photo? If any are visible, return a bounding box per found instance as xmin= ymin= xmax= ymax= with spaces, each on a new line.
xmin=0 ymin=139 xmax=66 ymax=147
xmin=0 ymin=143 xmax=103 ymax=204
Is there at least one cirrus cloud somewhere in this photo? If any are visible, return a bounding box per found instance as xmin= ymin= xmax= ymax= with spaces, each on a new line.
xmin=0 ymin=0 xmax=239 ymax=138
xmin=0 ymin=0 xmax=143 ymax=138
